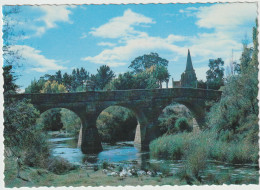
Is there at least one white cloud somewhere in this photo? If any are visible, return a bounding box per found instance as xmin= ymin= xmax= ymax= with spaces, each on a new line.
xmin=80 ymin=32 xmax=87 ymax=39
xmin=182 ymin=3 xmax=257 ymax=70
xmin=83 ymin=9 xmax=188 ymax=67
xmin=10 ymin=45 xmax=67 ymax=72
xmin=97 ymin=42 xmax=116 ymax=47
xmin=89 ymin=9 xmax=155 ymax=39
xmin=196 ymin=3 xmax=257 ymax=30
xmin=84 ymin=4 xmax=256 ymax=71
xmin=32 ymin=5 xmax=74 ymax=36
xmin=83 ymin=35 xmax=187 ymax=67
xmin=37 ymin=5 xmax=74 ymax=28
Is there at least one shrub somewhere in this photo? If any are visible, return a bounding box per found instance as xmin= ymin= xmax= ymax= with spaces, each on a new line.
xmin=47 ymin=157 xmax=76 ymax=174
xmin=93 ymin=164 xmax=99 ymax=171
xmin=102 ymin=161 xmax=109 ymax=169
xmin=175 ymin=117 xmax=192 ymax=132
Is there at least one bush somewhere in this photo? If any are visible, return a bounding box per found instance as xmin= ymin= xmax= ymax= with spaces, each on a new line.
xmin=175 ymin=117 xmax=192 ymax=132
xmin=47 ymin=157 xmax=76 ymax=174
xmin=23 ymin=131 xmax=50 ymax=168
xmin=102 ymin=161 xmax=109 ymax=169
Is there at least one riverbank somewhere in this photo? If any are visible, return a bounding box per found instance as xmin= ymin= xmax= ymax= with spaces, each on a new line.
xmin=4 ymin=157 xmax=184 ymax=187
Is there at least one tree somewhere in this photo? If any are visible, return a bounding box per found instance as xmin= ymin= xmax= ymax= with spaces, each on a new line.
xmin=25 ymin=77 xmax=45 ymax=93
xmin=40 ymin=80 xmax=67 ymax=93
xmin=3 ymin=6 xmax=23 ymax=68
xmin=106 ymin=71 xmax=159 ymax=90
xmin=197 ymin=80 xmax=207 ymax=89
xmin=206 ymin=58 xmax=224 ymax=90
xmin=207 ymin=22 xmax=258 ymax=143
xmin=93 ymin=65 xmax=115 ymax=90
xmin=151 ymin=65 xmax=170 ymax=88
xmin=129 ymin=52 xmax=169 ymax=74
xmin=62 ymin=72 xmax=72 ymax=91
xmin=3 ymin=65 xmax=19 ymax=95
xmin=55 ymin=70 xmax=62 ymax=84
xmin=79 ymin=67 xmax=89 ymax=88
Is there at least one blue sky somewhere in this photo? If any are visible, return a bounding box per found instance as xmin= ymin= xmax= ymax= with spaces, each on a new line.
xmin=3 ymin=3 xmax=257 ymax=90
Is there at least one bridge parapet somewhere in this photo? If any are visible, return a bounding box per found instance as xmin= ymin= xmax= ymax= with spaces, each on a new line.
xmin=8 ymin=88 xmax=222 ymax=104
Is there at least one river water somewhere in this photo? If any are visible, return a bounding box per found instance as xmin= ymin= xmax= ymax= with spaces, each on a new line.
xmin=48 ymin=137 xmax=259 ymax=184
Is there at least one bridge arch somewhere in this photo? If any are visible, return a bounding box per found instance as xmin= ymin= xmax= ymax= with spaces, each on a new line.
xmin=96 ymin=105 xmax=138 ymax=143
xmin=38 ymin=107 xmax=82 ymax=136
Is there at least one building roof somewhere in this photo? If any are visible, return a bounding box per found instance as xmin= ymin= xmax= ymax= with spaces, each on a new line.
xmin=185 ymin=49 xmax=194 ymax=71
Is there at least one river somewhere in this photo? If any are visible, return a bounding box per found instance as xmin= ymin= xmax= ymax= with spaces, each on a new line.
xmin=48 ymin=136 xmax=259 ymax=184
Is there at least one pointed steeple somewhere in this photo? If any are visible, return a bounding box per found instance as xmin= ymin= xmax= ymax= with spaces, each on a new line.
xmin=185 ymin=49 xmax=194 ymax=71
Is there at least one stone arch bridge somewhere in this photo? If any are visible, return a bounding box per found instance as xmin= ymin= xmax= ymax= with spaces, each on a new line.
xmin=9 ymin=88 xmax=221 ymax=154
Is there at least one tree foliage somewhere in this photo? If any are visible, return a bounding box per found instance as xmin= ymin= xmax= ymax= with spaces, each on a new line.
xmin=207 ymin=22 xmax=258 ymax=144
xmin=129 ymin=52 xmax=168 ymax=74
xmin=91 ymin=65 xmax=115 ymax=90
xmin=206 ymin=58 xmax=224 ymax=90
xmin=97 ymin=106 xmax=137 ymax=143
xmin=3 ymin=65 xmax=19 ymax=95
xmin=40 ymin=80 xmax=67 ymax=93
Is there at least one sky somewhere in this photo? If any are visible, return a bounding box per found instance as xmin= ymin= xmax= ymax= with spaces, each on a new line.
xmin=3 ymin=3 xmax=257 ymax=90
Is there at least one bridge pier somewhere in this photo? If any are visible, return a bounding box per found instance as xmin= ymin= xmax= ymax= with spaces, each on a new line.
xmin=80 ymin=115 xmax=103 ymax=154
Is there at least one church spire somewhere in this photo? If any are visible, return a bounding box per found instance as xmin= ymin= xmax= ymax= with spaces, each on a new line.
xmin=185 ymin=49 xmax=194 ymax=71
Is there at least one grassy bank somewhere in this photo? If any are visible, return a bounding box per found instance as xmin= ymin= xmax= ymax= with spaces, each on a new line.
xmin=149 ymin=130 xmax=258 ymax=183
xmin=4 ymin=157 xmax=184 ymax=187
xmin=150 ymin=130 xmax=258 ymax=164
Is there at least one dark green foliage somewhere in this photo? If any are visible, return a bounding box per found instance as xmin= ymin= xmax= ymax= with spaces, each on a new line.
xmin=158 ymin=104 xmax=193 ymax=135
xmin=47 ymin=157 xmax=76 ymax=175
xmin=102 ymin=161 xmax=109 ymax=169
xmin=60 ymin=109 xmax=81 ymax=137
xmin=206 ymin=58 xmax=224 ymax=90
xmin=23 ymin=129 xmax=50 ymax=168
xmin=97 ymin=106 xmax=137 ymax=143
xmin=55 ymin=70 xmax=62 ymax=84
xmin=207 ymin=22 xmax=258 ymax=144
xmin=25 ymin=77 xmax=45 ymax=93
xmin=93 ymin=164 xmax=99 ymax=171
xmin=4 ymin=98 xmax=51 ymax=169
xmin=197 ymin=80 xmax=207 ymax=89
xmin=91 ymin=65 xmax=115 ymax=90
xmin=4 ymin=99 xmax=40 ymax=156
xmin=3 ymin=65 xmax=19 ymax=95
xmin=175 ymin=117 xmax=192 ymax=132
xmin=39 ymin=108 xmax=63 ymax=131
xmin=124 ymin=53 xmax=170 ymax=89
xmin=107 ymin=71 xmax=159 ymax=90
xmin=129 ymin=52 xmax=168 ymax=74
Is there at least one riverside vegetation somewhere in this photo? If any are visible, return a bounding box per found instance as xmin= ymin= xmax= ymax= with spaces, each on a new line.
xmin=3 ymin=6 xmax=259 ymax=186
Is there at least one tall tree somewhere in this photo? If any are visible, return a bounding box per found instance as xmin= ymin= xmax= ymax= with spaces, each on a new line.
xmin=79 ymin=67 xmax=89 ymax=88
xmin=62 ymin=72 xmax=72 ymax=91
xmin=25 ymin=77 xmax=45 ymax=93
xmin=55 ymin=70 xmax=62 ymax=84
xmin=93 ymin=65 xmax=115 ymax=90
xmin=129 ymin=52 xmax=169 ymax=74
xmin=3 ymin=65 xmax=19 ymax=95
xmin=151 ymin=65 xmax=170 ymax=88
xmin=206 ymin=58 xmax=224 ymax=90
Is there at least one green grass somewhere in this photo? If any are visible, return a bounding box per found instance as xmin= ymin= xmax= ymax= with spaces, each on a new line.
xmin=149 ymin=130 xmax=258 ymax=182
xmin=4 ymin=157 xmax=182 ymax=187
xmin=150 ymin=130 xmax=258 ymax=165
